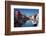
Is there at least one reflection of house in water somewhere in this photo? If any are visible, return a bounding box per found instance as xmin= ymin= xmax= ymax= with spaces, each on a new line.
xmin=28 ymin=14 xmax=39 ymax=26
xmin=14 ymin=10 xmax=39 ymax=27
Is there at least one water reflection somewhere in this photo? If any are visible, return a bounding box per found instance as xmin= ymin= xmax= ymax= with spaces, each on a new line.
xmin=21 ymin=20 xmax=34 ymax=27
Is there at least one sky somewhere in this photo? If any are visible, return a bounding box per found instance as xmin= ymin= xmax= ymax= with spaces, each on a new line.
xmin=14 ymin=8 xmax=39 ymax=16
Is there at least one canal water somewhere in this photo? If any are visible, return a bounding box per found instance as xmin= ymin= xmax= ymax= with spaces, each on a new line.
xmin=21 ymin=20 xmax=34 ymax=27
